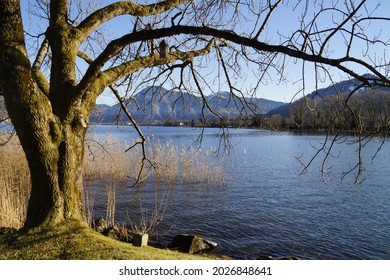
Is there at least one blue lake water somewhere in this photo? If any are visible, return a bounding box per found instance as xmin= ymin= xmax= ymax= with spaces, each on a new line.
xmin=87 ymin=125 xmax=390 ymax=260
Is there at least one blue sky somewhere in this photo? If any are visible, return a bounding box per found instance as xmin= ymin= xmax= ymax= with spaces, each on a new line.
xmin=20 ymin=0 xmax=390 ymax=105
xmin=242 ymin=0 xmax=390 ymax=102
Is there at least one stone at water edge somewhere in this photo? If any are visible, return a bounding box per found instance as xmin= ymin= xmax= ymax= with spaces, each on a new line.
xmin=104 ymin=226 xmax=130 ymax=242
xmin=170 ymin=234 xmax=218 ymax=254
xmin=92 ymin=217 xmax=107 ymax=234
xmin=133 ymin=232 xmax=149 ymax=247
xmin=92 ymin=218 xmax=133 ymax=243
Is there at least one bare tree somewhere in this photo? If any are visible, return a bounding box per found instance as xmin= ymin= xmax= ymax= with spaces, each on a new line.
xmin=1 ymin=0 xmax=389 ymax=229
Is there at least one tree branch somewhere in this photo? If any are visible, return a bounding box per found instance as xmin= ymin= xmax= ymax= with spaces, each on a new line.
xmin=77 ymin=50 xmax=93 ymax=64
xmin=254 ymin=0 xmax=283 ymax=40
xmin=76 ymin=0 xmax=189 ymax=43
xmin=81 ymin=37 xmax=216 ymax=101
xmin=32 ymin=38 xmax=49 ymax=70
xmin=77 ymin=49 xmax=152 ymax=186
xmin=32 ymin=38 xmax=50 ymax=96
xmin=109 ymin=85 xmax=152 ymax=186
xmin=49 ymin=0 xmax=68 ymax=26
xmin=319 ymin=0 xmax=366 ymax=55
xmin=77 ymin=24 xmax=389 ymax=100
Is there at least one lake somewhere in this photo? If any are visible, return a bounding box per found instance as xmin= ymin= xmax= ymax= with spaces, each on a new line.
xmin=87 ymin=125 xmax=390 ymax=260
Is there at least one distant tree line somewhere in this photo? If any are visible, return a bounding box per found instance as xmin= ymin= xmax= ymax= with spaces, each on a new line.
xmin=255 ymin=90 xmax=390 ymax=134
xmin=163 ymin=116 xmax=250 ymax=128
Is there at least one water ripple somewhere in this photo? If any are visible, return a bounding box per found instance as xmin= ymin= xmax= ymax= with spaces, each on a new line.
xmin=86 ymin=127 xmax=390 ymax=260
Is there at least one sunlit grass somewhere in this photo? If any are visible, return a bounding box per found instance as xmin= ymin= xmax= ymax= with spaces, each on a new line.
xmin=0 ymin=219 xmax=221 ymax=260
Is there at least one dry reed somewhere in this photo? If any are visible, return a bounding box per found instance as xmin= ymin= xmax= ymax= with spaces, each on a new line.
xmin=0 ymin=132 xmax=226 ymax=229
xmin=83 ymin=135 xmax=226 ymax=186
xmin=0 ymin=133 xmax=30 ymax=228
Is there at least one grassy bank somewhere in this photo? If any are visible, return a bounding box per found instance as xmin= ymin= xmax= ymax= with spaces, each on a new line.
xmin=0 ymin=219 xmax=220 ymax=260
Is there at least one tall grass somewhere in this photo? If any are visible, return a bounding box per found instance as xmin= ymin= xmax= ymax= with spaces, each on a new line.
xmin=83 ymin=135 xmax=226 ymax=186
xmin=0 ymin=133 xmax=226 ymax=229
xmin=83 ymin=135 xmax=226 ymax=231
xmin=0 ymin=134 xmax=30 ymax=228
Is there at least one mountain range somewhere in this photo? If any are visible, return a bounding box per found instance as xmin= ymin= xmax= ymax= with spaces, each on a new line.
xmin=89 ymin=86 xmax=285 ymax=124
xmin=266 ymin=74 xmax=390 ymax=118
xmin=2 ymin=75 xmax=389 ymax=126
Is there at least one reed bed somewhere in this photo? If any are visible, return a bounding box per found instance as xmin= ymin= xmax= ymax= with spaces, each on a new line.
xmin=145 ymin=141 xmax=226 ymax=186
xmin=0 ymin=133 xmax=30 ymax=228
xmin=83 ymin=135 xmax=226 ymax=186
xmin=1 ymin=133 xmax=226 ymax=228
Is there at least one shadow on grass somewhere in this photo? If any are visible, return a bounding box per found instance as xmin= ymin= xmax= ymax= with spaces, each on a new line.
xmin=0 ymin=219 xmax=218 ymax=260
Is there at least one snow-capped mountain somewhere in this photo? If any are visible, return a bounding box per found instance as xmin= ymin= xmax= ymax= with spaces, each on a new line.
xmin=90 ymin=86 xmax=285 ymax=124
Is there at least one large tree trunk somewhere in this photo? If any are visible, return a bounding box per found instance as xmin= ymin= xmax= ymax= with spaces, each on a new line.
xmin=22 ymin=125 xmax=87 ymax=228
xmin=1 ymin=0 xmax=87 ymax=228
xmin=4 ymin=88 xmax=87 ymax=228
xmin=1 ymin=59 xmax=87 ymax=228
xmin=2 ymin=77 xmax=87 ymax=228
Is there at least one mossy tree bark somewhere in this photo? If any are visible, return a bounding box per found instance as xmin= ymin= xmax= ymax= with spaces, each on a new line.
xmin=0 ymin=1 xmax=87 ymax=227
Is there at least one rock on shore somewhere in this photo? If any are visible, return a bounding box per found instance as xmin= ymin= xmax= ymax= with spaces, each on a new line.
xmin=169 ymin=234 xmax=218 ymax=254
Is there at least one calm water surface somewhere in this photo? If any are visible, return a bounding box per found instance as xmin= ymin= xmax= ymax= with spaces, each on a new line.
xmin=86 ymin=125 xmax=390 ymax=260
